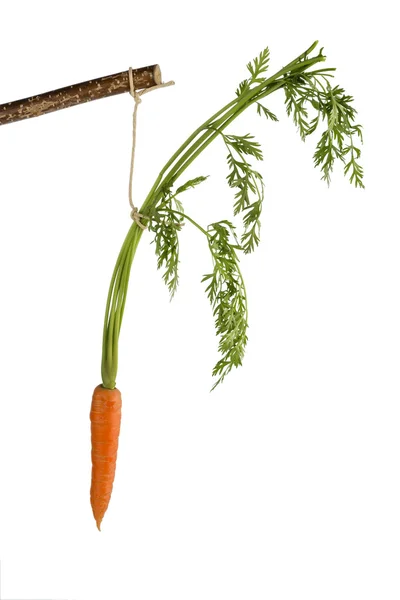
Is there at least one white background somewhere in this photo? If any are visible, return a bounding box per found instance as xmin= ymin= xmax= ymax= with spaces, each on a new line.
xmin=0 ymin=1 xmax=398 ymax=599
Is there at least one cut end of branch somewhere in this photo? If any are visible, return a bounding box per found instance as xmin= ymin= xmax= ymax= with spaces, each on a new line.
xmin=154 ymin=64 xmax=162 ymax=85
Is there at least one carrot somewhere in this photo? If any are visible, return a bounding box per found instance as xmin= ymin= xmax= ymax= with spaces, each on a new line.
xmin=94 ymin=41 xmax=364 ymax=528
xmin=90 ymin=384 xmax=122 ymax=530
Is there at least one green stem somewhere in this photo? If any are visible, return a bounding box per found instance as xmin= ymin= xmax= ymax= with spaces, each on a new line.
xmin=169 ymin=209 xmax=209 ymax=237
xmin=101 ymin=224 xmax=143 ymax=388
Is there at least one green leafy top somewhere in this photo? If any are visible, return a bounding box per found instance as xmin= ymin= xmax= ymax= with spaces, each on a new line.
xmin=101 ymin=41 xmax=364 ymax=392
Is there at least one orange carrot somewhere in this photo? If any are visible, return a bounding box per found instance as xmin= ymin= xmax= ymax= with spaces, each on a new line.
xmin=90 ymin=384 xmax=122 ymax=530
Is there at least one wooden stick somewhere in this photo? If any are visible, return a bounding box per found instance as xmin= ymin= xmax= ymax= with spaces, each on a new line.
xmin=0 ymin=64 xmax=162 ymax=127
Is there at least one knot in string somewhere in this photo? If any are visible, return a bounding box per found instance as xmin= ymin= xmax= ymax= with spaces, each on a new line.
xmin=130 ymin=206 xmax=147 ymax=230
xmin=127 ymin=66 xmax=175 ymax=230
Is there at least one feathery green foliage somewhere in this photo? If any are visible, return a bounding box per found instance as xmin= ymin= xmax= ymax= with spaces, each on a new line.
xmin=202 ymin=221 xmax=248 ymax=389
xmin=284 ymin=73 xmax=364 ymax=187
xmin=149 ymin=193 xmax=183 ymax=299
xmin=149 ymin=176 xmax=208 ymax=298
xmin=101 ymin=41 xmax=364 ymax=391
xmin=223 ymin=133 xmax=264 ymax=254
xmin=236 ymin=47 xmax=271 ymax=98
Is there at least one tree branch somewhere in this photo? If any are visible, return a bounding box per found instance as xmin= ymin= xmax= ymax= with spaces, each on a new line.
xmin=0 ymin=64 xmax=162 ymax=127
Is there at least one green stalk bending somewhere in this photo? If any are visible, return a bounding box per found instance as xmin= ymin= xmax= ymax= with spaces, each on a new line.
xmin=101 ymin=41 xmax=364 ymax=390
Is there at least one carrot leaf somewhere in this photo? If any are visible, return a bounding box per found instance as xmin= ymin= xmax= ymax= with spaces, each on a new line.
xmin=149 ymin=193 xmax=183 ymax=299
xmin=202 ymin=221 xmax=248 ymax=390
xmin=149 ymin=176 xmax=208 ymax=298
xmin=283 ymin=73 xmax=364 ymax=187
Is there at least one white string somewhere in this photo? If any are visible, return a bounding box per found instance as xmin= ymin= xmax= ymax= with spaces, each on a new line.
xmin=128 ymin=67 xmax=175 ymax=229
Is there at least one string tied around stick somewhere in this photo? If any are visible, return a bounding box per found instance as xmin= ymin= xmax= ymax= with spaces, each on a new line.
xmin=127 ymin=67 xmax=175 ymax=229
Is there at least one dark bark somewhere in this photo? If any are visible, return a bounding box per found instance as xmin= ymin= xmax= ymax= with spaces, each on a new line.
xmin=0 ymin=64 xmax=161 ymax=126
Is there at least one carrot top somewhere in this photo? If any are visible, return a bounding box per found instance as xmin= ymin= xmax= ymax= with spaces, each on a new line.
xmin=101 ymin=41 xmax=364 ymax=391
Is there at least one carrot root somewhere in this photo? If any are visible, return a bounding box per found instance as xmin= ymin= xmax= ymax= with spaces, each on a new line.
xmin=90 ymin=384 xmax=122 ymax=530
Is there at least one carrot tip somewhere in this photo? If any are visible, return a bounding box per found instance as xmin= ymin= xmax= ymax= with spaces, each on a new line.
xmin=96 ymin=520 xmax=102 ymax=531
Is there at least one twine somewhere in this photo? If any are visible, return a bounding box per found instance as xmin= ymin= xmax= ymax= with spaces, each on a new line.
xmin=128 ymin=67 xmax=175 ymax=229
